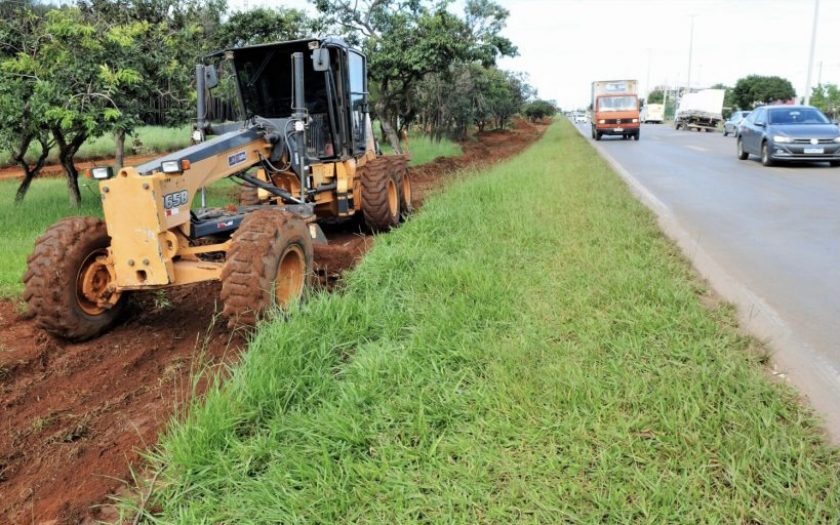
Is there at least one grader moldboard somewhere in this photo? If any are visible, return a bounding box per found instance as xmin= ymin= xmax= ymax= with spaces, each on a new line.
xmin=24 ymin=37 xmax=412 ymax=341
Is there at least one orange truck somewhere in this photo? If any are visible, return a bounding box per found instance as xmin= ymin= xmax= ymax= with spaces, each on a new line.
xmin=590 ymin=79 xmax=640 ymax=141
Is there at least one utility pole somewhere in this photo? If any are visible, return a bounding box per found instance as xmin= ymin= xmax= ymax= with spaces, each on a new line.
xmin=686 ymin=15 xmax=696 ymax=95
xmin=804 ymin=0 xmax=819 ymax=105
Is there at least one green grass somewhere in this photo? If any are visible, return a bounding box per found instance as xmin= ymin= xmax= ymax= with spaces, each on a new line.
xmin=0 ymin=125 xmax=192 ymax=167
xmin=136 ymin=120 xmax=839 ymax=523
xmin=381 ymin=130 xmax=462 ymax=167
xmin=0 ymin=177 xmax=103 ymax=298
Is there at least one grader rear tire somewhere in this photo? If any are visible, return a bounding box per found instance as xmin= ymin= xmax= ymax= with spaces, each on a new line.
xmin=390 ymin=156 xmax=413 ymax=221
xmin=23 ymin=217 xmax=125 ymax=341
xmin=220 ymin=208 xmax=313 ymax=328
xmin=360 ymin=157 xmax=400 ymax=232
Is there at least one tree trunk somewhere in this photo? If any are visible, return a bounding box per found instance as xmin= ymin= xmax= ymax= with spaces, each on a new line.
xmin=375 ymin=101 xmax=402 ymax=154
xmin=114 ymin=129 xmax=125 ymax=171
xmin=53 ymin=127 xmax=87 ymax=207
xmin=13 ymin=135 xmax=50 ymax=203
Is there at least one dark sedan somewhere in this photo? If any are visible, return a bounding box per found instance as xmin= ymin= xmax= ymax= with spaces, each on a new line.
xmin=736 ymin=105 xmax=840 ymax=166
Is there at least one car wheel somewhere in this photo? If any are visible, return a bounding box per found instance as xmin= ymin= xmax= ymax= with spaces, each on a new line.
xmin=761 ymin=141 xmax=774 ymax=166
xmin=723 ymin=128 xmax=729 ymax=137
xmin=737 ymin=138 xmax=749 ymax=160
xmin=830 ymin=160 xmax=840 ymax=167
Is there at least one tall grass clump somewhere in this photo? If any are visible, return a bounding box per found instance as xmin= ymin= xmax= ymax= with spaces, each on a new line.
xmin=140 ymin=120 xmax=838 ymax=523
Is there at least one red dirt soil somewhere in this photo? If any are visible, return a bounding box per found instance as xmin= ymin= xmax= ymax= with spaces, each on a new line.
xmin=0 ymin=119 xmax=545 ymax=524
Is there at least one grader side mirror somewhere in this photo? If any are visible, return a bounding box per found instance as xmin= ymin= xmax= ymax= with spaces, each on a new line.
xmin=204 ymin=65 xmax=219 ymax=89
xmin=311 ymin=48 xmax=330 ymax=72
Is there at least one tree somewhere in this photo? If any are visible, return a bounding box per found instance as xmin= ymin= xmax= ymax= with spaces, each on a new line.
xmin=523 ymin=99 xmax=556 ymax=122
xmin=213 ymin=7 xmax=319 ymax=49
xmin=2 ymin=8 xmax=142 ymax=205
xmin=311 ymin=0 xmax=516 ymax=153
xmin=809 ymin=84 xmax=840 ymax=119
xmin=0 ymin=6 xmax=54 ymax=202
xmin=732 ymin=75 xmax=795 ymax=109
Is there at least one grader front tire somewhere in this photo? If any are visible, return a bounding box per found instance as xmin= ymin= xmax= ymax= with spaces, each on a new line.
xmin=23 ymin=217 xmax=125 ymax=341
xmin=220 ymin=209 xmax=313 ymax=328
xmin=360 ymin=158 xmax=400 ymax=232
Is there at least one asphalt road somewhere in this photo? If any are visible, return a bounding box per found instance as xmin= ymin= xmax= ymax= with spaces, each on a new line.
xmin=576 ymin=120 xmax=840 ymax=438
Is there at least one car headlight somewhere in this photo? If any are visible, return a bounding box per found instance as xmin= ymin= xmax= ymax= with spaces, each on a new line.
xmin=833 ymin=136 xmax=840 ymax=143
xmin=598 ymin=119 xmax=605 ymax=124
xmin=631 ymin=118 xmax=639 ymax=123
xmin=772 ymin=135 xmax=793 ymax=143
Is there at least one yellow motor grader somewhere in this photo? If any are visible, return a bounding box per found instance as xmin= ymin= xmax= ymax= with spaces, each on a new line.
xmin=23 ymin=37 xmax=412 ymax=340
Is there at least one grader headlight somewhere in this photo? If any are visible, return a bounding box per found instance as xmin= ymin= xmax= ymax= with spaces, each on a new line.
xmin=90 ymin=167 xmax=114 ymax=180
xmin=160 ymin=159 xmax=191 ymax=174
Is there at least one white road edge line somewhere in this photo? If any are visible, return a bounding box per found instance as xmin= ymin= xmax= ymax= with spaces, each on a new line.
xmin=571 ymin=122 xmax=840 ymax=442
xmin=686 ymin=145 xmax=707 ymax=152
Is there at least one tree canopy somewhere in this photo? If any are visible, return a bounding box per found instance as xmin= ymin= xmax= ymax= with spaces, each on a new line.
xmin=732 ymin=75 xmax=796 ymax=109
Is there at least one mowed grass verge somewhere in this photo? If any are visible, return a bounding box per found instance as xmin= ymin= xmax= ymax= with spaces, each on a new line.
xmin=139 ymin=120 xmax=839 ymax=523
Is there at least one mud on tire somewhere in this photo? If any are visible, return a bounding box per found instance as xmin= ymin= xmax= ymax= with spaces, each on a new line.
xmin=389 ymin=155 xmax=413 ymax=222
xmin=23 ymin=217 xmax=126 ymax=341
xmin=360 ymin=156 xmax=400 ymax=232
xmin=220 ymin=208 xmax=313 ymax=328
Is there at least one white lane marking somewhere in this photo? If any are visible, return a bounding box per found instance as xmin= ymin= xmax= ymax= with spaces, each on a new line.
xmin=686 ymin=145 xmax=707 ymax=152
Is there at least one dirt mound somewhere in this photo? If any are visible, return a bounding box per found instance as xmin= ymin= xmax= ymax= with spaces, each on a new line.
xmin=0 ymin=119 xmax=546 ymax=524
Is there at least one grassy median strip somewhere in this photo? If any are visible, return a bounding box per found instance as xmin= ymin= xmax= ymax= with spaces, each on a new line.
xmin=140 ymin=119 xmax=837 ymax=522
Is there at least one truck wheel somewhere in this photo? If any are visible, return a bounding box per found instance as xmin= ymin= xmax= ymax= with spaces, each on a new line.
xmin=238 ymin=183 xmax=260 ymax=206
xmin=737 ymin=138 xmax=749 ymax=160
xmin=591 ymin=126 xmax=596 ymax=139
xmin=221 ymin=208 xmax=313 ymax=327
xmin=633 ymin=131 xmax=640 ymax=141
xmin=390 ymin=156 xmax=413 ymax=222
xmin=360 ymin=157 xmax=400 ymax=232
xmin=595 ymin=131 xmax=602 ymax=141
xmin=761 ymin=142 xmax=774 ymax=166
xmin=23 ymin=217 xmax=126 ymax=341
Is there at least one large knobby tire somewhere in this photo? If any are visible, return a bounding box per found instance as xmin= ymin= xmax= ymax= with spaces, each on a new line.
xmin=360 ymin=157 xmax=400 ymax=232
xmin=220 ymin=208 xmax=313 ymax=328
xmin=737 ymin=138 xmax=749 ymax=160
xmin=238 ymin=183 xmax=260 ymax=206
xmin=23 ymin=217 xmax=126 ymax=341
xmin=390 ymin=156 xmax=413 ymax=222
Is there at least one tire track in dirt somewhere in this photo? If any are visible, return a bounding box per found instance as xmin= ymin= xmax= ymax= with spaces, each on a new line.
xmin=0 ymin=119 xmax=546 ymax=524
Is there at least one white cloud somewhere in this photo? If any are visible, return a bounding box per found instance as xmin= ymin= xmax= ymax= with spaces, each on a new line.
xmin=229 ymin=0 xmax=840 ymax=110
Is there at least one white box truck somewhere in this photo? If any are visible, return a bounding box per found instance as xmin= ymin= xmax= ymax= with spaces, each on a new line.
xmin=641 ymin=103 xmax=664 ymax=123
xmin=674 ymin=89 xmax=725 ymax=132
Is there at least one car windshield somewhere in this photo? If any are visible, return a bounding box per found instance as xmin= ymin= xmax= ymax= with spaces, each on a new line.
xmin=768 ymin=108 xmax=829 ymax=125
xmin=598 ymin=96 xmax=636 ymax=111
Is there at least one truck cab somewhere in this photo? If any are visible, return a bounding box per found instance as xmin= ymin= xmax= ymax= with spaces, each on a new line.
xmin=590 ymin=80 xmax=640 ymax=141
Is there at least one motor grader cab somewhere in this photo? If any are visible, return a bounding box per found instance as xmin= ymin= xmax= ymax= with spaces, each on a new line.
xmin=23 ymin=37 xmax=412 ymax=341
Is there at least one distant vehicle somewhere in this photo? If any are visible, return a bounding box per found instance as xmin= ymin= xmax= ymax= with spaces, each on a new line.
xmin=590 ymin=79 xmax=640 ymax=141
xmin=641 ymin=103 xmax=664 ymax=123
xmin=674 ymin=89 xmax=725 ymax=132
xmin=574 ymin=113 xmax=588 ymax=123
xmin=723 ymin=110 xmax=750 ymax=136
xmin=736 ymin=105 xmax=840 ymax=167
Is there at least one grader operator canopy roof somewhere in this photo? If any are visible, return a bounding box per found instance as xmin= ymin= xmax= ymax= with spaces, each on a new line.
xmin=215 ymin=37 xmax=365 ymax=121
